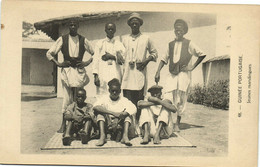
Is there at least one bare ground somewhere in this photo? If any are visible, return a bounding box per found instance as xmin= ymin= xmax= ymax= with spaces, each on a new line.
xmin=21 ymin=85 xmax=228 ymax=156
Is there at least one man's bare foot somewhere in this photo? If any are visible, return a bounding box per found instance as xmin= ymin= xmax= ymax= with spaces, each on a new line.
xmin=62 ymin=136 xmax=71 ymax=146
xmin=174 ymin=124 xmax=180 ymax=132
xmin=79 ymin=130 xmax=90 ymax=144
xmin=153 ymin=133 xmax=161 ymax=144
xmin=121 ymin=136 xmax=132 ymax=146
xmin=57 ymin=125 xmax=65 ymax=133
xmin=140 ymin=135 xmax=150 ymax=145
xmin=96 ymin=137 xmax=106 ymax=146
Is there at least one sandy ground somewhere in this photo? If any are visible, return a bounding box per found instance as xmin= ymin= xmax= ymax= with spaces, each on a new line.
xmin=21 ymin=85 xmax=228 ymax=156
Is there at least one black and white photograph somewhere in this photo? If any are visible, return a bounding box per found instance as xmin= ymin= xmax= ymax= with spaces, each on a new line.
xmin=1 ymin=1 xmax=259 ymax=166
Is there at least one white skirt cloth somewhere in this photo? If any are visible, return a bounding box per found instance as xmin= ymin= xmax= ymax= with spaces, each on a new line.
xmin=61 ymin=67 xmax=89 ymax=88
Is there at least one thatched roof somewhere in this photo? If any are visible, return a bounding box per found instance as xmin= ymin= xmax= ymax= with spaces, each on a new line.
xmin=204 ymin=55 xmax=230 ymax=63
xmin=34 ymin=11 xmax=130 ymax=40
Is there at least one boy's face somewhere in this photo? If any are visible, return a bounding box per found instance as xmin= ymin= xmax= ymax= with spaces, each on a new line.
xmin=76 ymin=90 xmax=86 ymax=105
xmin=69 ymin=21 xmax=79 ymax=36
xmin=109 ymin=85 xmax=121 ymax=101
xmin=105 ymin=23 xmax=116 ymax=39
xmin=150 ymin=89 xmax=162 ymax=99
xmin=129 ymin=18 xmax=141 ymax=33
xmin=174 ymin=24 xmax=185 ymax=40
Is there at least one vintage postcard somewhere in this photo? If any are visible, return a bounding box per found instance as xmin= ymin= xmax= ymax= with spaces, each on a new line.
xmin=0 ymin=0 xmax=259 ymax=166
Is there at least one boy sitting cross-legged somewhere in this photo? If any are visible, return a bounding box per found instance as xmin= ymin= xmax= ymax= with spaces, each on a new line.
xmin=93 ymin=78 xmax=137 ymax=147
xmin=62 ymin=88 xmax=94 ymax=146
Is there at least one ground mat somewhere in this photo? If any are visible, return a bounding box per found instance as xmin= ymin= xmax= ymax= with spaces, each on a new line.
xmin=41 ymin=132 xmax=195 ymax=150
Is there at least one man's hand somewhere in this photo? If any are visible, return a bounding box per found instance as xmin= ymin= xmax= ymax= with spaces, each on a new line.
xmin=83 ymin=113 xmax=92 ymax=120
xmin=58 ymin=61 xmax=71 ymax=67
xmin=136 ymin=60 xmax=149 ymax=71
xmin=148 ymin=96 xmax=160 ymax=104
xmin=113 ymin=112 xmax=121 ymax=118
xmin=76 ymin=62 xmax=86 ymax=68
xmin=102 ymin=52 xmax=115 ymax=61
xmin=77 ymin=58 xmax=93 ymax=68
xmin=102 ymin=54 xmax=109 ymax=61
xmin=181 ymin=65 xmax=193 ymax=72
xmin=72 ymin=114 xmax=83 ymax=123
xmin=155 ymin=72 xmax=160 ymax=83
xmin=116 ymin=52 xmax=125 ymax=65
xmin=118 ymin=111 xmax=129 ymax=120
xmin=94 ymin=74 xmax=100 ymax=87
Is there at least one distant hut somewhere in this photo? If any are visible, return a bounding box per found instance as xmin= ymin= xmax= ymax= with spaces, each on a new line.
xmin=22 ymin=30 xmax=55 ymax=86
xmin=202 ymin=55 xmax=230 ymax=86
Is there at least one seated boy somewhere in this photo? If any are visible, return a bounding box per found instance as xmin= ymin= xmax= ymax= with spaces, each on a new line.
xmin=138 ymin=85 xmax=177 ymax=144
xmin=62 ymin=88 xmax=94 ymax=146
xmin=93 ymin=78 xmax=136 ymax=147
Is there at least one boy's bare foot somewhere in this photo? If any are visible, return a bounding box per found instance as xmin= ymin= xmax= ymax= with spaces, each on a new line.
xmin=153 ymin=133 xmax=161 ymax=144
xmin=121 ymin=136 xmax=132 ymax=146
xmin=140 ymin=135 xmax=150 ymax=145
xmin=96 ymin=137 xmax=106 ymax=146
xmin=79 ymin=130 xmax=90 ymax=144
xmin=62 ymin=136 xmax=71 ymax=146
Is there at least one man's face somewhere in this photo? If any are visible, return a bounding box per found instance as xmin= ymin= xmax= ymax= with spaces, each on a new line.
xmin=174 ymin=24 xmax=185 ymax=40
xmin=109 ymin=85 xmax=121 ymax=101
xmin=129 ymin=18 xmax=141 ymax=34
xmin=105 ymin=23 xmax=116 ymax=39
xmin=150 ymin=89 xmax=162 ymax=99
xmin=76 ymin=90 xmax=86 ymax=105
xmin=69 ymin=21 xmax=79 ymax=36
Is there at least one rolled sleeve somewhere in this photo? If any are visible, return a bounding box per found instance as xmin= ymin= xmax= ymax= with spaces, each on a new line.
xmin=116 ymin=41 xmax=126 ymax=56
xmin=92 ymin=43 xmax=101 ymax=74
xmin=147 ymin=38 xmax=158 ymax=62
xmin=189 ymin=41 xmax=206 ymax=57
xmin=161 ymin=47 xmax=169 ymax=64
xmin=84 ymin=38 xmax=94 ymax=55
xmin=46 ymin=37 xmax=63 ymax=61
xmin=124 ymin=98 xmax=137 ymax=115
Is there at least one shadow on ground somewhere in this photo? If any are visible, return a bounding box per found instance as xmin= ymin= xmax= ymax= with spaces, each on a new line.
xmin=21 ymin=92 xmax=56 ymax=101
xmin=21 ymin=96 xmax=56 ymax=101
xmin=179 ymin=123 xmax=204 ymax=130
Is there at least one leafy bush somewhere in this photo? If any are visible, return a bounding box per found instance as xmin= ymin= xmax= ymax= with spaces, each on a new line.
xmin=188 ymin=80 xmax=229 ymax=110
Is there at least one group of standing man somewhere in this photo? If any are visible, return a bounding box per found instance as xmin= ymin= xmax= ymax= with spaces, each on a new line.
xmin=46 ymin=12 xmax=206 ymax=146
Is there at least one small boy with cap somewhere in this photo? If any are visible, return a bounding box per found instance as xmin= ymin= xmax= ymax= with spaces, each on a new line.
xmin=137 ymin=85 xmax=177 ymax=144
xmin=155 ymin=19 xmax=206 ymax=132
xmin=62 ymin=88 xmax=94 ymax=146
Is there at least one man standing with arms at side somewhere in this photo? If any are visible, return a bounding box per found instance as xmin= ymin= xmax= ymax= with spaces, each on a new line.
xmin=155 ymin=19 xmax=206 ymax=132
xmin=121 ymin=13 xmax=158 ymax=129
xmin=46 ymin=18 xmax=94 ymax=133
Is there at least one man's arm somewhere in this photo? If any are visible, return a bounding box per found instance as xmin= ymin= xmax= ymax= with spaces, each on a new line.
xmin=74 ymin=38 xmax=95 ymax=68
xmin=148 ymin=97 xmax=177 ymax=113
xmin=76 ymin=57 xmax=93 ymax=68
xmin=155 ymin=60 xmax=166 ymax=83
xmin=137 ymin=100 xmax=155 ymax=109
xmin=181 ymin=41 xmax=206 ymax=72
xmin=136 ymin=37 xmax=158 ymax=71
xmin=93 ymin=105 xmax=121 ymax=118
xmin=84 ymin=38 xmax=95 ymax=56
xmin=102 ymin=52 xmax=116 ymax=61
xmin=46 ymin=37 xmax=71 ymax=67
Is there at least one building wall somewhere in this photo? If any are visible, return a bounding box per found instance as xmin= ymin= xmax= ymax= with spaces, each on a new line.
xmin=22 ymin=48 xmax=54 ymax=85
xmin=203 ymin=59 xmax=230 ymax=85
xmin=57 ymin=12 xmax=217 ymax=97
